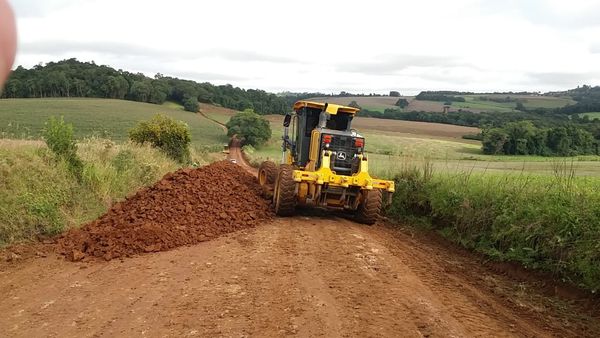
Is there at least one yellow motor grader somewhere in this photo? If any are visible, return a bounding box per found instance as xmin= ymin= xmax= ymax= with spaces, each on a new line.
xmin=258 ymin=100 xmax=394 ymax=224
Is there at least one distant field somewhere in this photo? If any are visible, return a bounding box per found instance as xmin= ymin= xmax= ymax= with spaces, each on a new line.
xmin=452 ymin=95 xmax=515 ymax=113
xmin=580 ymin=112 xmax=600 ymax=120
xmin=5 ymin=98 xmax=595 ymax=177
xmin=452 ymin=95 xmax=574 ymax=113
xmin=0 ymin=98 xmax=228 ymax=146
xmin=309 ymin=95 xmax=574 ymax=114
xmin=520 ymin=96 xmax=575 ymax=109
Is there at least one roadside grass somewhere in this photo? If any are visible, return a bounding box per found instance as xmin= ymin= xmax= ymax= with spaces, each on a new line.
xmin=0 ymin=138 xmax=223 ymax=245
xmin=0 ymin=98 xmax=228 ymax=146
xmin=387 ymin=161 xmax=600 ymax=291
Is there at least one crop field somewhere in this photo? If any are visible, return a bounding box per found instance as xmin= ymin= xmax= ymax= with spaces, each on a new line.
xmin=0 ymin=98 xmax=227 ymax=146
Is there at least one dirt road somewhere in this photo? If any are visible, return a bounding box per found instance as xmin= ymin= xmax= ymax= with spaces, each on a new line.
xmin=1 ymin=145 xmax=599 ymax=337
xmin=2 ymin=217 xmax=598 ymax=337
xmin=228 ymin=138 xmax=257 ymax=176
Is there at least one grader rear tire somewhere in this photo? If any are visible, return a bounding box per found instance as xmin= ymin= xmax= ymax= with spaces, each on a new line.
xmin=356 ymin=189 xmax=382 ymax=225
xmin=258 ymin=161 xmax=278 ymax=186
xmin=273 ymin=164 xmax=296 ymax=216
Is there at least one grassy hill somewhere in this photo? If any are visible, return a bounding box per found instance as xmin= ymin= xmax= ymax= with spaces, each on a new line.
xmin=0 ymin=98 xmax=228 ymax=146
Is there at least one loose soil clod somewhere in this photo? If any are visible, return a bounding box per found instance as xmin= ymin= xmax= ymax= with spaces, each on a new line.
xmin=58 ymin=161 xmax=272 ymax=261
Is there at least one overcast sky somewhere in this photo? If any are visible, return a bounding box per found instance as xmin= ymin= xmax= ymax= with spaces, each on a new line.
xmin=10 ymin=0 xmax=600 ymax=94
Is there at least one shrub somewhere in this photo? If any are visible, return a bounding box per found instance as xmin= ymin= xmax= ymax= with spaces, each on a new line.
xmin=183 ymin=97 xmax=199 ymax=112
xmin=128 ymin=114 xmax=191 ymax=163
xmin=395 ymin=98 xmax=409 ymax=108
xmin=43 ymin=116 xmax=83 ymax=179
xmin=226 ymin=110 xmax=272 ymax=146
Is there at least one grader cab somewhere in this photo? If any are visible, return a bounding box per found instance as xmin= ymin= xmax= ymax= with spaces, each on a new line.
xmin=258 ymin=100 xmax=394 ymax=224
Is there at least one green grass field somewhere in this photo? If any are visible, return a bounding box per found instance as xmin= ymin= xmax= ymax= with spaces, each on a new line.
xmin=452 ymin=96 xmax=515 ymax=112
xmin=450 ymin=95 xmax=574 ymax=113
xmin=580 ymin=112 xmax=600 ymax=120
xmin=0 ymin=98 xmax=228 ymax=146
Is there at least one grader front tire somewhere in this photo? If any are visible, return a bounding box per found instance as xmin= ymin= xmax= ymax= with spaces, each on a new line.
xmin=273 ymin=165 xmax=296 ymax=216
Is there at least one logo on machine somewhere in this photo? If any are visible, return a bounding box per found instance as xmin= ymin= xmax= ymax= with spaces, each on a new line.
xmin=337 ymin=152 xmax=347 ymax=160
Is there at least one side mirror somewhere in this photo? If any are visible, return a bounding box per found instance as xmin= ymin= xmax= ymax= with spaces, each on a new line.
xmin=283 ymin=114 xmax=291 ymax=127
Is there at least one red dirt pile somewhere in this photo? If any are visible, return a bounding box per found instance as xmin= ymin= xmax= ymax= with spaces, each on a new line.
xmin=57 ymin=161 xmax=272 ymax=261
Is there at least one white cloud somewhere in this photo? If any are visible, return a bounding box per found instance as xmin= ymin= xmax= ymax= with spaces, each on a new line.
xmin=11 ymin=0 xmax=600 ymax=94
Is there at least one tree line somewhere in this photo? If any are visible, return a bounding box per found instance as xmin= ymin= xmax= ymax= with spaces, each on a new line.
xmin=482 ymin=121 xmax=598 ymax=156
xmin=1 ymin=59 xmax=289 ymax=114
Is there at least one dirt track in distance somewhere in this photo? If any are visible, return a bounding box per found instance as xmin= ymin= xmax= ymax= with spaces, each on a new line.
xmin=1 ymin=143 xmax=599 ymax=337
